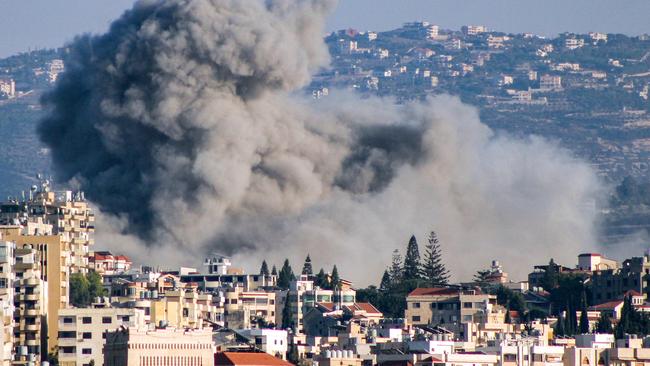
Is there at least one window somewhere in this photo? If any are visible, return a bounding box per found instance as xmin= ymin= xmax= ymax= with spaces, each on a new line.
xmin=82 ymin=348 xmax=92 ymax=355
xmin=122 ymin=316 xmax=130 ymax=322
xmin=463 ymin=302 xmax=472 ymax=308
xmin=102 ymin=317 xmax=112 ymax=324
xmin=58 ymin=331 xmax=76 ymax=338
xmin=413 ymin=302 xmax=421 ymax=308
xmin=463 ymin=315 xmax=473 ymax=322
xmin=82 ymin=332 xmax=92 ymax=339
xmin=63 ymin=317 xmax=74 ymax=324
xmin=412 ymin=316 xmax=421 ymax=322
xmin=82 ymin=317 xmax=92 ymax=324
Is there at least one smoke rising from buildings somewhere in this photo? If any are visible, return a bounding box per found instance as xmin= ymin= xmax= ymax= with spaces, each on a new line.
xmin=39 ymin=0 xmax=602 ymax=284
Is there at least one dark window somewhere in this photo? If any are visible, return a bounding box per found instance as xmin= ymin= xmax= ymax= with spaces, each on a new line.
xmin=82 ymin=332 xmax=92 ymax=339
xmin=413 ymin=302 xmax=421 ymax=308
xmin=82 ymin=317 xmax=92 ymax=324
xmin=121 ymin=316 xmax=129 ymax=322
xmin=82 ymin=348 xmax=92 ymax=355
xmin=412 ymin=316 xmax=421 ymax=322
xmin=63 ymin=317 xmax=74 ymax=324
xmin=102 ymin=317 xmax=112 ymax=324
xmin=58 ymin=331 xmax=76 ymax=338
xmin=463 ymin=302 xmax=472 ymax=308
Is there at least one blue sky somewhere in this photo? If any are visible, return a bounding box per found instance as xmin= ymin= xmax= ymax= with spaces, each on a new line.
xmin=1 ymin=0 xmax=650 ymax=58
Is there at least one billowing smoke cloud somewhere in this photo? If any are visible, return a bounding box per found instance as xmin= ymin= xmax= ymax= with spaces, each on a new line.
xmin=40 ymin=0 xmax=602 ymax=284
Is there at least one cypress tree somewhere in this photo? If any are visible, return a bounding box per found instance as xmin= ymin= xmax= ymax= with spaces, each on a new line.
xmin=555 ymin=314 xmax=566 ymax=336
xmin=421 ymin=231 xmax=450 ymax=286
xmin=260 ymin=260 xmax=270 ymax=276
xmin=579 ymin=292 xmax=590 ymax=334
xmin=271 ymin=265 xmax=278 ymax=276
xmin=330 ymin=265 xmax=340 ymax=291
xmin=505 ymin=307 xmax=512 ymax=324
xmin=278 ymin=259 xmax=295 ymax=290
xmin=596 ymin=312 xmax=613 ymax=333
xmin=403 ymin=235 xmax=421 ymax=281
xmin=281 ymin=293 xmax=294 ymax=330
xmin=379 ymin=270 xmax=391 ymax=292
xmin=301 ymin=254 xmax=313 ymax=275
xmin=315 ymin=268 xmax=327 ymax=288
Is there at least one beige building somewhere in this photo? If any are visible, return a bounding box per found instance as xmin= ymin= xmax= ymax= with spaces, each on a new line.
xmin=13 ymin=243 xmax=48 ymax=362
xmin=224 ymin=288 xmax=276 ymax=329
xmin=149 ymin=283 xmax=220 ymax=329
xmin=0 ymin=223 xmax=71 ymax=353
xmin=104 ymin=327 xmax=214 ymax=366
xmin=58 ymin=306 xmax=145 ymax=366
xmin=0 ymin=241 xmax=15 ymax=365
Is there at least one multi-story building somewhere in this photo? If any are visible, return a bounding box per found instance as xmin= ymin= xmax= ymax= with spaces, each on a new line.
xmin=577 ymin=253 xmax=618 ymax=271
xmin=224 ymin=288 xmax=276 ymax=329
xmin=13 ymin=244 xmax=47 ymax=362
xmin=0 ymin=222 xmax=71 ymax=353
xmin=104 ymin=327 xmax=215 ymax=366
xmin=149 ymin=283 xmax=220 ymax=330
xmin=591 ymin=254 xmax=650 ymax=303
xmin=0 ymin=241 xmax=15 ymax=365
xmin=461 ymin=25 xmax=487 ymax=36
xmin=57 ymin=306 xmax=145 ymax=366
xmin=405 ymin=287 xmax=496 ymax=339
xmin=0 ymin=79 xmax=15 ymax=98
xmin=179 ymin=255 xmax=276 ymax=292
xmin=236 ymin=329 xmax=288 ymax=359
xmin=565 ymin=37 xmax=586 ymax=50
xmin=539 ymin=75 xmax=562 ymax=90
xmin=90 ymin=251 xmax=132 ymax=275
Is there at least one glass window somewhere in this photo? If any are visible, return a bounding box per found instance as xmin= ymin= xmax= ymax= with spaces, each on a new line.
xmin=413 ymin=302 xmax=421 ymax=308
xmin=63 ymin=317 xmax=74 ymax=324
xmin=82 ymin=317 xmax=92 ymax=324
xmin=412 ymin=315 xmax=421 ymax=322
xmin=82 ymin=348 xmax=92 ymax=355
xmin=102 ymin=317 xmax=112 ymax=324
xmin=82 ymin=332 xmax=92 ymax=339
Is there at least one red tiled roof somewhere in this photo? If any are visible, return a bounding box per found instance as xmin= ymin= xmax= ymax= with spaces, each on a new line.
xmin=589 ymin=300 xmax=623 ymax=310
xmin=344 ymin=302 xmax=382 ymax=315
xmin=316 ymin=302 xmax=336 ymax=312
xmin=215 ymin=352 xmax=292 ymax=365
xmin=407 ymin=288 xmax=458 ymax=297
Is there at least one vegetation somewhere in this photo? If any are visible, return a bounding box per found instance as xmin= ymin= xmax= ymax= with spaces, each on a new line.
xmin=277 ymin=259 xmax=296 ymax=290
xmin=69 ymin=271 xmax=107 ymax=307
xmin=259 ymin=260 xmax=269 ymax=276
xmin=301 ymin=255 xmax=313 ymax=276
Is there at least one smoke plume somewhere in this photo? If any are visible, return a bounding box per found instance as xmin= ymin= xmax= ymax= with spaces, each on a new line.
xmin=40 ymin=0 xmax=602 ymax=284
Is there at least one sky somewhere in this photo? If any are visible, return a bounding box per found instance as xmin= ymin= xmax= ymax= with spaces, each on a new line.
xmin=1 ymin=0 xmax=649 ymax=57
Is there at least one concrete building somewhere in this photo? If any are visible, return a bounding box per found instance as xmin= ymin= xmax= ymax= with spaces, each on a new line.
xmin=236 ymin=329 xmax=288 ymax=360
xmin=13 ymin=244 xmax=48 ymax=362
xmin=104 ymin=327 xmax=214 ymax=366
xmin=224 ymin=288 xmax=276 ymax=329
xmin=461 ymin=25 xmax=487 ymax=36
xmin=565 ymin=38 xmax=585 ymax=50
xmin=591 ymin=254 xmax=650 ymax=303
xmin=577 ymin=253 xmax=618 ymax=271
xmin=57 ymin=307 xmax=145 ymax=366
xmin=0 ymin=241 xmax=14 ymax=365
xmin=179 ymin=255 xmax=276 ymax=292
xmin=540 ymin=75 xmax=562 ymax=90
xmin=0 ymin=79 xmax=15 ymax=98
xmin=90 ymin=251 xmax=132 ymax=275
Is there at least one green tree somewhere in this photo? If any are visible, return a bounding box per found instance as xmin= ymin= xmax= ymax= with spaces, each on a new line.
xmin=260 ymin=260 xmax=270 ymax=276
xmin=271 ymin=265 xmax=278 ymax=276
xmin=494 ymin=285 xmax=526 ymax=314
xmin=281 ymin=293 xmax=294 ymax=330
xmin=473 ymin=269 xmax=492 ymax=287
xmin=330 ymin=265 xmax=340 ymax=291
xmin=301 ymin=255 xmax=313 ymax=276
xmin=389 ymin=249 xmax=403 ymax=284
xmin=596 ymin=312 xmax=613 ymax=334
xmin=277 ymin=259 xmax=295 ymax=290
xmin=579 ymin=293 xmax=590 ymax=334
xmin=505 ymin=307 xmax=512 ymax=324
xmin=70 ymin=271 xmax=106 ymax=307
xmin=420 ymin=231 xmax=450 ymax=286
xmin=541 ymin=259 xmax=560 ymax=291
xmin=315 ymin=268 xmax=328 ymax=288
xmin=379 ymin=270 xmax=391 ymax=292
xmin=403 ymin=235 xmax=421 ymax=281
xmin=555 ymin=314 xmax=566 ymax=336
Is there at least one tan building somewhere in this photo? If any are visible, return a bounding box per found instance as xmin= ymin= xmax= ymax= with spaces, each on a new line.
xmin=104 ymin=327 xmax=214 ymax=366
xmin=0 ymin=223 xmax=71 ymax=353
xmin=224 ymin=288 xmax=276 ymax=329
xmin=0 ymin=241 xmax=15 ymax=365
xmin=149 ymin=283 xmax=220 ymax=329
xmin=13 ymin=243 xmax=48 ymax=363
xmin=58 ymin=306 xmax=145 ymax=366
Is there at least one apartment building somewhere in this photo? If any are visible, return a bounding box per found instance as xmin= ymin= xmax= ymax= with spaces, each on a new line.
xmin=104 ymin=327 xmax=214 ymax=366
xmin=90 ymin=251 xmax=132 ymax=275
xmin=57 ymin=307 xmax=145 ymax=366
xmin=13 ymin=244 xmax=47 ymax=362
xmin=149 ymin=283 xmax=220 ymax=329
xmin=539 ymin=75 xmax=562 ymax=90
xmin=0 ymin=241 xmax=14 ymax=365
xmin=224 ymin=288 xmax=276 ymax=329
xmin=461 ymin=25 xmax=487 ymax=36
xmin=591 ymin=254 xmax=650 ymax=303
xmin=577 ymin=253 xmax=618 ymax=271
xmin=0 ymin=222 xmax=71 ymax=353
xmin=179 ymin=255 xmax=276 ymax=292
xmin=405 ymin=287 xmax=496 ymax=339
xmin=236 ymin=329 xmax=288 ymax=359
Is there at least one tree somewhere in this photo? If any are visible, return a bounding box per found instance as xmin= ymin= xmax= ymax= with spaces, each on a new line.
xmin=277 ymin=259 xmax=295 ymax=290
xmin=403 ymin=235 xmax=421 ymax=281
xmin=473 ymin=269 xmax=492 ymax=287
xmin=379 ymin=270 xmax=391 ymax=292
xmin=579 ymin=292 xmax=590 ymax=334
xmin=505 ymin=307 xmax=512 ymax=324
xmin=70 ymin=271 xmax=107 ymax=307
xmin=271 ymin=265 xmax=278 ymax=276
xmin=260 ymin=260 xmax=270 ymax=276
xmin=541 ymin=259 xmax=560 ymax=291
xmin=389 ymin=249 xmax=403 ymax=284
xmin=281 ymin=293 xmax=294 ymax=331
xmin=330 ymin=265 xmax=340 ymax=291
xmin=555 ymin=314 xmax=566 ymax=337
xmin=420 ymin=231 xmax=450 ymax=286
xmin=301 ymin=255 xmax=313 ymax=276
xmin=596 ymin=312 xmax=613 ymax=334
xmin=315 ymin=268 xmax=328 ymax=288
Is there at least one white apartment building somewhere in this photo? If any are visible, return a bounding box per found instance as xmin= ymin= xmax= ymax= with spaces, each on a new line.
xmin=0 ymin=79 xmax=15 ymax=98
xmin=540 ymin=75 xmax=562 ymax=90
xmin=58 ymin=307 xmax=145 ymax=366
xmin=237 ymin=328 xmax=288 ymax=359
xmin=565 ymin=38 xmax=585 ymax=50
xmin=0 ymin=241 xmax=14 ymax=365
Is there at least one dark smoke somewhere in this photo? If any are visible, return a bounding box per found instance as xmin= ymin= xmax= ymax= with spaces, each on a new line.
xmin=40 ymin=0 xmax=602 ymax=283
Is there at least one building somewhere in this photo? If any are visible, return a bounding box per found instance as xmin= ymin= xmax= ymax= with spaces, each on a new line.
xmin=236 ymin=329 xmax=288 ymax=359
xmin=0 ymin=241 xmax=14 ymax=365
xmin=180 ymin=255 xmax=276 ymax=292
xmin=577 ymin=253 xmax=618 ymax=271
xmin=214 ymin=351 xmax=292 ymax=366
xmin=461 ymin=25 xmax=487 ymax=36
xmin=565 ymin=38 xmax=585 ymax=50
xmin=90 ymin=251 xmax=132 ymax=275
xmin=104 ymin=327 xmax=214 ymax=366
xmin=591 ymin=254 xmax=650 ymax=303
xmin=57 ymin=306 xmax=145 ymax=366
xmin=539 ymin=75 xmax=562 ymax=90
xmin=0 ymin=79 xmax=15 ymax=98
xmin=13 ymin=244 xmax=48 ymax=362
xmin=224 ymin=288 xmax=276 ymax=329
xmin=405 ymin=288 xmax=496 ymax=339
xmin=0 ymin=222 xmax=71 ymax=353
